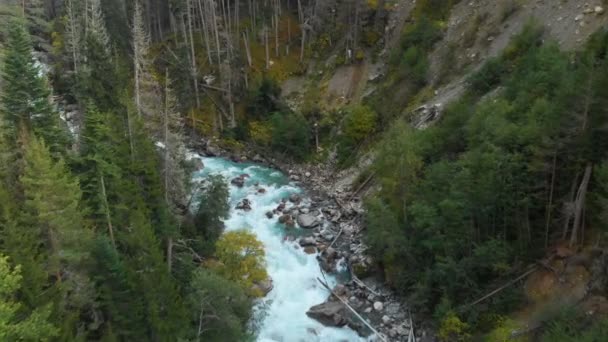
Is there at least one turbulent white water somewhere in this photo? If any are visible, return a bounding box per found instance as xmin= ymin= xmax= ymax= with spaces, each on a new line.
xmin=191 ymin=155 xmax=367 ymax=342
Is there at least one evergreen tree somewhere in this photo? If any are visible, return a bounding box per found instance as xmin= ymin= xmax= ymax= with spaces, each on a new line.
xmin=0 ymin=254 xmax=58 ymax=341
xmin=1 ymin=21 xmax=69 ymax=154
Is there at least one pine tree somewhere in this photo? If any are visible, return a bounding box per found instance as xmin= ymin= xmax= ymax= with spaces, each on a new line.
xmin=0 ymin=254 xmax=58 ymax=340
xmin=1 ymin=21 xmax=69 ymax=154
xmin=91 ymin=237 xmax=147 ymax=340
xmin=20 ymin=136 xmax=93 ymax=279
xmin=7 ymin=135 xmax=95 ymax=338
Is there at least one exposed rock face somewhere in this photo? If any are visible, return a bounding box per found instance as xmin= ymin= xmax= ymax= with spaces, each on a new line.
xmin=306 ymin=301 xmax=349 ymax=327
xmin=297 ymin=214 xmax=320 ymax=228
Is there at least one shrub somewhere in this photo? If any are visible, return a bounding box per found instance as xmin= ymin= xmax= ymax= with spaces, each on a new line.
xmin=467 ymin=57 xmax=505 ymax=95
xmin=249 ymin=121 xmax=272 ymax=146
xmin=214 ymin=231 xmax=268 ymax=297
xmin=438 ymin=312 xmax=472 ymax=342
xmin=270 ymin=112 xmax=311 ymax=160
xmin=342 ymin=105 xmax=378 ymax=142
xmin=337 ymin=105 xmax=377 ymax=165
xmin=247 ymin=77 xmax=281 ymax=119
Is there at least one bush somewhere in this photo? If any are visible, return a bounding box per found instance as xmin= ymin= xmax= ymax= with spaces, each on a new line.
xmin=438 ymin=312 xmax=471 ymax=342
xmin=187 ymin=269 xmax=252 ymax=341
xmin=249 ymin=121 xmax=272 ymax=146
xmin=467 ymin=57 xmax=505 ymax=95
xmin=270 ymin=112 xmax=311 ymax=160
xmin=214 ymin=231 xmax=268 ymax=297
xmin=337 ymin=105 xmax=377 ymax=165
xmin=247 ymin=77 xmax=281 ymax=119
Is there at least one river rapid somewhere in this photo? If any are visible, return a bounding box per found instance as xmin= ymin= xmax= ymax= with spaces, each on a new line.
xmin=191 ymin=155 xmax=368 ymax=342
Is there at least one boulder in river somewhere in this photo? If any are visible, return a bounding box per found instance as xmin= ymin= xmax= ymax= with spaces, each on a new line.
xmin=297 ymin=214 xmax=320 ymax=229
xmin=304 ymin=246 xmax=317 ymax=254
xmin=265 ymin=211 xmax=274 ymax=219
xmin=236 ymin=199 xmax=252 ymax=211
xmin=231 ymin=177 xmax=246 ymax=188
xmin=299 ymin=236 xmax=317 ymax=247
xmin=279 ymin=214 xmax=295 ymax=227
xmin=306 ymin=301 xmax=348 ymax=327
xmin=289 ymin=193 xmax=301 ymax=203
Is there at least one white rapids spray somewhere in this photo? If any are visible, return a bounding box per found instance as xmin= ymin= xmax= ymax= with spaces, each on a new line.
xmin=191 ymin=155 xmax=369 ymax=342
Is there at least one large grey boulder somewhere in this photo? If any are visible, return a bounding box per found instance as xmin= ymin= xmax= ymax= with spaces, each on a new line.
xmin=297 ymin=214 xmax=319 ymax=229
xmin=306 ymin=301 xmax=348 ymax=327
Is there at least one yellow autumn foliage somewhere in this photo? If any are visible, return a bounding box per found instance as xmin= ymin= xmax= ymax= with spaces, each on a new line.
xmin=214 ymin=230 xmax=268 ymax=297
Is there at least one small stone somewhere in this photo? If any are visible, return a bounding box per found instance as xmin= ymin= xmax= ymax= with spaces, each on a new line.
xmin=382 ymin=315 xmax=391 ymax=324
xmin=305 ymin=171 xmax=312 ymax=178
xmin=367 ymin=294 xmax=375 ymax=301
xmin=596 ymin=6 xmax=605 ymax=15
xmin=575 ymin=14 xmax=584 ymax=21
xmin=321 ymin=230 xmax=334 ymax=241
xmin=373 ymin=301 xmax=384 ymax=311
xmin=364 ymin=307 xmax=372 ymax=313
xmin=303 ymin=246 xmax=317 ymax=254
xmin=299 ymin=237 xmax=316 ymax=247
xmin=289 ymin=193 xmax=301 ymax=203
xmin=334 ymin=284 xmax=347 ymax=296
xmin=389 ymin=329 xmax=398 ymax=338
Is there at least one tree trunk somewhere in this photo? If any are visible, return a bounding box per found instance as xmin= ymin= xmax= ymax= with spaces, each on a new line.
xmin=243 ymin=31 xmax=252 ymax=66
xmin=570 ymin=164 xmax=593 ymax=247
xmin=186 ymin=0 xmax=201 ymax=108
xmin=544 ymin=151 xmax=557 ymax=247
xmin=100 ymin=173 xmax=116 ymax=251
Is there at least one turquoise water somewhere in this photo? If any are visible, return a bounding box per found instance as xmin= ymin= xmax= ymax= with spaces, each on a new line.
xmin=190 ymin=154 xmax=368 ymax=342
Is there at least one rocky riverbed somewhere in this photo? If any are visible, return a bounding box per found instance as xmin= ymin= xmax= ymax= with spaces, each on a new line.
xmin=192 ymin=137 xmax=428 ymax=342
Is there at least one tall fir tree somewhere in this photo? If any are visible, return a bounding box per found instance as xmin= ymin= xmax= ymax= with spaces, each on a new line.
xmin=1 ymin=20 xmax=69 ymax=154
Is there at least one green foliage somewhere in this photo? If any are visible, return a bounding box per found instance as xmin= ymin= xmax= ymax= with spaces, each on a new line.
xmin=0 ymin=254 xmax=58 ymax=341
xmin=247 ymin=77 xmax=282 ymax=120
xmin=390 ymin=16 xmax=442 ymax=73
xmin=413 ymin=0 xmax=460 ymax=21
xmin=1 ymin=21 xmax=69 ymax=154
xmin=187 ymin=269 xmax=252 ymax=341
xmin=214 ymin=230 xmax=268 ymax=297
xmin=468 ymin=22 xmax=545 ymax=96
xmin=337 ymin=105 xmax=377 ymax=165
xmin=467 ymin=57 xmax=505 ymax=95
xmin=438 ymin=312 xmax=471 ymax=342
xmin=192 ymin=175 xmax=230 ymax=256
xmin=541 ymin=309 xmax=608 ymax=342
xmin=365 ymin=26 xmax=608 ymax=329
xmin=270 ymin=111 xmax=311 ymax=161
xmin=484 ymin=316 xmax=525 ymax=342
